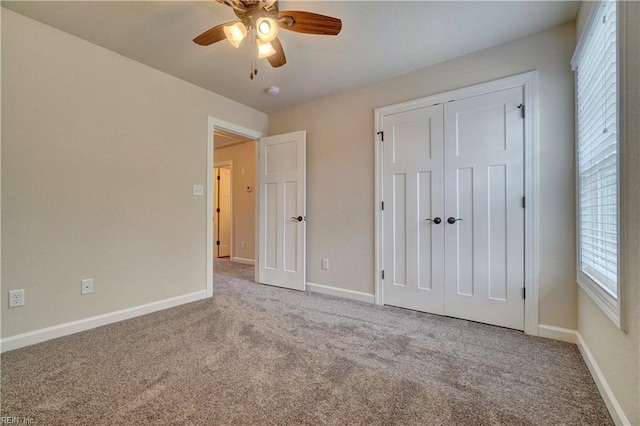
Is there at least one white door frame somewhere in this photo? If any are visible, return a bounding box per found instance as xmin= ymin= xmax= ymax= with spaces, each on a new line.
xmin=374 ymin=71 xmax=540 ymax=335
xmin=214 ymin=160 xmax=233 ymax=259
xmin=207 ymin=117 xmax=265 ymax=297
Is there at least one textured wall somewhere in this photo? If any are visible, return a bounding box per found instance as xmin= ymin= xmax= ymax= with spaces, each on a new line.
xmin=269 ymin=22 xmax=578 ymax=330
xmin=577 ymin=2 xmax=640 ymax=424
xmin=1 ymin=9 xmax=268 ymax=338
xmin=214 ymin=141 xmax=257 ymax=263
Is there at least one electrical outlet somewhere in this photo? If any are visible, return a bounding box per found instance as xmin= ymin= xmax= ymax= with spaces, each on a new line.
xmin=192 ymin=185 xmax=204 ymax=196
xmin=8 ymin=289 xmax=24 ymax=308
xmin=322 ymin=259 xmax=329 ymax=270
xmin=241 ymin=241 xmax=246 ymax=249
xmin=81 ymin=279 xmax=94 ymax=295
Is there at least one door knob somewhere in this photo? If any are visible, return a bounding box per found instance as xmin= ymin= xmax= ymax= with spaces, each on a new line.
xmin=425 ymin=217 xmax=442 ymax=224
xmin=291 ymin=216 xmax=303 ymax=222
xmin=447 ymin=217 xmax=463 ymax=224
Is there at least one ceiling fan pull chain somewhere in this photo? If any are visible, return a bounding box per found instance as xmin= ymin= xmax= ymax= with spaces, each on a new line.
xmin=253 ymin=27 xmax=258 ymax=77
xmin=250 ymin=27 xmax=256 ymax=80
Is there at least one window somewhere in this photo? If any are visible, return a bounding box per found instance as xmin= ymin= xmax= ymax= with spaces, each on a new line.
xmin=572 ymin=0 xmax=623 ymax=327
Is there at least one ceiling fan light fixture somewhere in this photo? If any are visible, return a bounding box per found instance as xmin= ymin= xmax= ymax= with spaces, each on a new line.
xmin=256 ymin=17 xmax=278 ymax=42
xmin=257 ymin=40 xmax=277 ymax=58
xmin=223 ymin=22 xmax=247 ymax=48
xmin=194 ymin=2 xmax=343 ymax=79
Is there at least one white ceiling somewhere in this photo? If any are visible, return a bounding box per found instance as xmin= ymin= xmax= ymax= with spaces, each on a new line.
xmin=2 ymin=1 xmax=580 ymax=114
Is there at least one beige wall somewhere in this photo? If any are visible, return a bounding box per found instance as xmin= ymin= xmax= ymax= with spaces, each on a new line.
xmin=270 ymin=22 xmax=578 ymax=329
xmin=577 ymin=2 xmax=640 ymax=424
xmin=1 ymin=9 xmax=267 ymax=338
xmin=214 ymin=141 xmax=257 ymax=262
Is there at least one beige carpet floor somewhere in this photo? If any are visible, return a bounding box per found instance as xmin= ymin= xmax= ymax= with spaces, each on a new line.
xmin=1 ymin=260 xmax=612 ymax=425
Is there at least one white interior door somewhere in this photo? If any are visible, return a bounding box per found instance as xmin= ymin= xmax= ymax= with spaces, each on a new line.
xmin=258 ymin=131 xmax=306 ymax=290
xmin=217 ymin=166 xmax=232 ymax=257
xmin=382 ymin=105 xmax=445 ymax=314
xmin=381 ymin=87 xmax=525 ymax=330
xmin=443 ymin=87 xmax=525 ymax=330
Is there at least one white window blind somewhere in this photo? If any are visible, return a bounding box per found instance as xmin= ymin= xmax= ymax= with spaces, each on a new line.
xmin=573 ymin=0 xmax=618 ymax=298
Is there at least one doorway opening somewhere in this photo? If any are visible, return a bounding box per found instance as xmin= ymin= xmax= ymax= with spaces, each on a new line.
xmin=207 ymin=118 xmax=263 ymax=296
xmin=212 ymin=128 xmax=257 ymax=265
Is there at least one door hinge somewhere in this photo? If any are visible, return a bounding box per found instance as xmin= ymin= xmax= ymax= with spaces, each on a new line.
xmin=377 ymin=131 xmax=384 ymax=141
xmin=217 ymin=175 xmax=221 ymax=180
xmin=517 ymin=103 xmax=525 ymax=118
xmin=381 ymin=270 xmax=385 ymax=280
xmin=381 ymin=201 xmax=384 ymax=210
xmin=216 ymin=240 xmax=220 ymax=246
xmin=522 ymin=197 xmax=526 ymax=208
xmin=522 ymin=287 xmax=526 ymax=300
xmin=216 ymin=208 xmax=220 ymax=213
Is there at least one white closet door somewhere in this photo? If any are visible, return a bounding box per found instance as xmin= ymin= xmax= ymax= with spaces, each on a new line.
xmin=258 ymin=131 xmax=307 ymax=291
xmin=443 ymin=87 xmax=525 ymax=330
xmin=382 ymin=105 xmax=445 ymax=314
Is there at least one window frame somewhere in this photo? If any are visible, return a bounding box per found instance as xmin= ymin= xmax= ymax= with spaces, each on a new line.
xmin=572 ymin=0 xmax=626 ymax=330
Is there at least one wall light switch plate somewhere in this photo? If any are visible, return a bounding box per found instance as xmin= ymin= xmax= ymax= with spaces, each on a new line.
xmin=81 ymin=279 xmax=94 ymax=295
xmin=322 ymin=259 xmax=329 ymax=270
xmin=193 ymin=185 xmax=204 ymax=196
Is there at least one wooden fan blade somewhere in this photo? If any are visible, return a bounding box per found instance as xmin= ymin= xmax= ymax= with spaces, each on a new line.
xmin=267 ymin=38 xmax=286 ymax=68
xmin=278 ymin=11 xmax=342 ymax=36
xmin=193 ymin=21 xmax=234 ymax=46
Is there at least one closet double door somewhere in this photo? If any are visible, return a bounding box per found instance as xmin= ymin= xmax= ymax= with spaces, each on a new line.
xmin=382 ymin=87 xmax=525 ymax=330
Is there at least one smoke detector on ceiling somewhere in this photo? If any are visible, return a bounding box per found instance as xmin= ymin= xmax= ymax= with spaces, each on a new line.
xmin=267 ymin=86 xmax=280 ymax=97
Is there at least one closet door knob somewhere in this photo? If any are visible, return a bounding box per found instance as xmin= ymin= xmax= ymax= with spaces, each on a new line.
xmin=291 ymin=216 xmax=303 ymax=222
xmin=447 ymin=217 xmax=463 ymax=224
xmin=426 ymin=217 xmax=442 ymax=225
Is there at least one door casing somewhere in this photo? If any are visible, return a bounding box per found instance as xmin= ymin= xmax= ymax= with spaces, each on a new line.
xmin=374 ymin=71 xmax=539 ymax=335
xmin=207 ymin=117 xmax=265 ymax=296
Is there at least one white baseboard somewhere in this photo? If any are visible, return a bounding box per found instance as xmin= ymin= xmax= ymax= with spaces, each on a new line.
xmin=231 ymin=257 xmax=255 ymax=265
xmin=538 ymin=324 xmax=630 ymax=425
xmin=0 ymin=290 xmax=209 ymax=353
xmin=538 ymin=324 xmax=578 ymax=343
xmin=306 ymin=282 xmax=375 ymax=304
xmin=575 ymin=332 xmax=631 ymax=425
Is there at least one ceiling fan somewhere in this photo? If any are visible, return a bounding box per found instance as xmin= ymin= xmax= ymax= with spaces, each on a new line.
xmin=194 ymin=0 xmax=342 ymax=79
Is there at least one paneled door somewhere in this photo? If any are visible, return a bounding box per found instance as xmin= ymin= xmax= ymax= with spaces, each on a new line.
xmin=443 ymin=87 xmax=525 ymax=330
xmin=382 ymin=105 xmax=446 ymax=314
xmin=382 ymin=87 xmax=525 ymax=330
xmin=215 ymin=166 xmax=232 ymax=258
xmin=258 ymin=131 xmax=307 ymax=291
